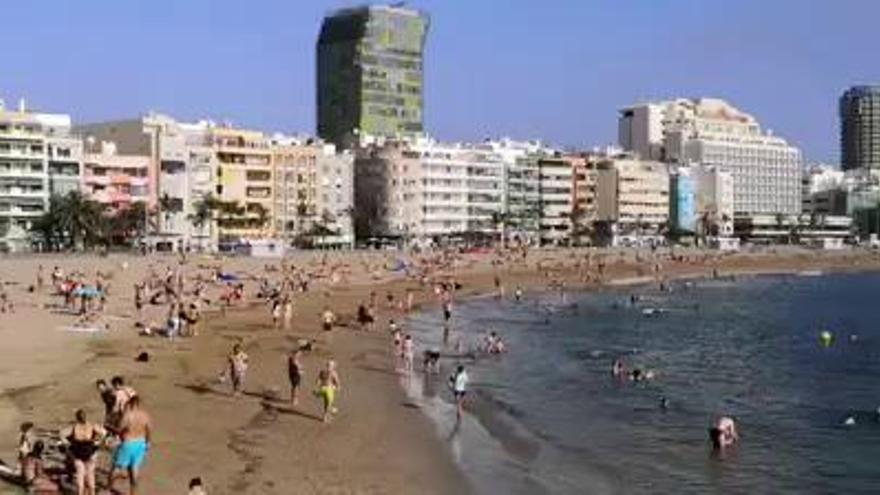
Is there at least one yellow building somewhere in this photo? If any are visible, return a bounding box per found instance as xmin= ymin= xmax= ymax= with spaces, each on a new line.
xmin=210 ymin=127 xmax=274 ymax=240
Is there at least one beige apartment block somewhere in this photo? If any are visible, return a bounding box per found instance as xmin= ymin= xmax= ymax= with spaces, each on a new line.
xmin=272 ymin=138 xmax=354 ymax=247
xmin=596 ymin=156 xmax=670 ymax=243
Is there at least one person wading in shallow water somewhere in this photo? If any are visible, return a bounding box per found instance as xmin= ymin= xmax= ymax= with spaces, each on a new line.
xmin=450 ymin=365 xmax=469 ymax=421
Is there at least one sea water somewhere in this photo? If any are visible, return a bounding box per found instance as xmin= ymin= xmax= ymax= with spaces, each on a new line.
xmin=405 ymin=273 xmax=880 ymax=494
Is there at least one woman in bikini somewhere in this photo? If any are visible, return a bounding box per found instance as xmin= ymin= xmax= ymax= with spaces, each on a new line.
xmin=63 ymin=409 xmax=106 ymax=495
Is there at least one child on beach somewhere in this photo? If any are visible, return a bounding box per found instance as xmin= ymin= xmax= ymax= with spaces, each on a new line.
xmin=227 ymin=344 xmax=248 ymax=397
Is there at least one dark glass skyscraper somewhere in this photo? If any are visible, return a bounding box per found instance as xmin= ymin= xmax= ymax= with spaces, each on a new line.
xmin=840 ymin=86 xmax=880 ymax=171
xmin=317 ymin=5 xmax=429 ymax=149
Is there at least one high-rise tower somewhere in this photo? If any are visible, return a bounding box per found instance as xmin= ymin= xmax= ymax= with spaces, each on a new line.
xmin=317 ymin=5 xmax=429 ymax=149
xmin=840 ymin=86 xmax=880 ymax=171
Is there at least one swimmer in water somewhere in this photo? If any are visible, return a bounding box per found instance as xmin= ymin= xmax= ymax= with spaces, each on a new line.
xmin=611 ymin=359 xmax=625 ymax=377
xmin=709 ymin=416 xmax=738 ymax=450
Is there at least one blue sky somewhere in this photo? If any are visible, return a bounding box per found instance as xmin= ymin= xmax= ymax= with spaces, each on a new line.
xmin=1 ymin=0 xmax=877 ymax=162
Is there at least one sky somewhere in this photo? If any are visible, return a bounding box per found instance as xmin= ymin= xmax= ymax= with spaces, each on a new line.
xmin=1 ymin=0 xmax=878 ymax=163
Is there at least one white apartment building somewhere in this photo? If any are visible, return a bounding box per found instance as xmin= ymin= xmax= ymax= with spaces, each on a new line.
xmin=0 ymin=102 xmax=81 ymax=252
xmin=355 ymin=138 xmax=509 ymax=240
xmin=537 ymin=155 xmax=575 ymax=244
xmin=801 ymin=164 xmax=847 ymax=216
xmin=620 ymin=98 xmax=802 ymax=216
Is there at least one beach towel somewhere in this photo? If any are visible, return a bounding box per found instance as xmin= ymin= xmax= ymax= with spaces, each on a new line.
xmin=60 ymin=325 xmax=104 ymax=333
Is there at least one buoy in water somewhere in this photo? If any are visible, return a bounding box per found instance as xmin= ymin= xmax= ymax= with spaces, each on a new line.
xmin=819 ymin=331 xmax=833 ymax=347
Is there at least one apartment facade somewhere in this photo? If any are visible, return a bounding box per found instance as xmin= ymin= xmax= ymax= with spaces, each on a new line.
xmin=317 ymin=5 xmax=429 ymax=148
xmin=355 ymin=138 xmax=513 ymax=241
xmin=0 ymin=104 xmax=81 ymax=251
xmin=273 ymin=138 xmax=354 ymax=246
xmin=620 ymin=98 xmax=802 ymax=216
xmin=596 ymin=156 xmax=670 ymax=245
xmin=536 ymin=155 xmax=576 ymax=244
xmin=210 ymin=127 xmax=274 ymax=240
xmin=81 ymin=141 xmax=150 ymax=210
xmin=840 ymin=86 xmax=880 ymax=171
xmin=692 ymin=166 xmax=735 ymax=236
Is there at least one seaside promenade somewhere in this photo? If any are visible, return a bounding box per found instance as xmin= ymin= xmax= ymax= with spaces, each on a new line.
xmin=0 ymin=246 xmax=878 ymax=494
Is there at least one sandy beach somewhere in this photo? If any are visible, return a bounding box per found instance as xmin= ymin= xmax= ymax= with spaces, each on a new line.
xmin=1 ymin=247 xmax=879 ymax=494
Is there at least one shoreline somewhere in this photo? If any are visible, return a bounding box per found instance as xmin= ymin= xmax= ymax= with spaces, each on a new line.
xmin=0 ymin=249 xmax=879 ymax=493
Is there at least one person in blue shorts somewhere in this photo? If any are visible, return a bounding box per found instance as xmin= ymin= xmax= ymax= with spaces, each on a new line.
xmin=108 ymin=395 xmax=152 ymax=495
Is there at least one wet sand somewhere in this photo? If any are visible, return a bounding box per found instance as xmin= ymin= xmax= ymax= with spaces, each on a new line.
xmin=0 ymin=248 xmax=878 ymax=494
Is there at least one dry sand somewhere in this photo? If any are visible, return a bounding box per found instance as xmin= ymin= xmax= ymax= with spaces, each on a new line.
xmin=0 ymin=247 xmax=878 ymax=494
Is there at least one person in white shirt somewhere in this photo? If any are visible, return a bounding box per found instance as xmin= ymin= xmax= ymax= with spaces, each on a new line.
xmin=450 ymin=365 xmax=469 ymax=420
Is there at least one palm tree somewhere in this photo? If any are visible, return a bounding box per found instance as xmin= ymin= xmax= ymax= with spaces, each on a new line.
xmin=189 ymin=194 xmax=221 ymax=249
xmin=31 ymin=191 xmax=106 ymax=251
xmin=490 ymin=211 xmax=510 ymax=247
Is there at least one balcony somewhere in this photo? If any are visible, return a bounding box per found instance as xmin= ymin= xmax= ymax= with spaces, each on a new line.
xmin=0 ymin=167 xmax=44 ymax=179
xmin=0 ymin=188 xmax=44 ymax=199
xmin=84 ymin=175 xmax=111 ymax=185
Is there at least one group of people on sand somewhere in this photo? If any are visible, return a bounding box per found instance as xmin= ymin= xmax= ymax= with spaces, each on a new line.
xmin=135 ymin=264 xmax=205 ymax=339
xmin=13 ymin=374 xmax=151 ymax=495
xmin=223 ymin=342 xmax=342 ymax=424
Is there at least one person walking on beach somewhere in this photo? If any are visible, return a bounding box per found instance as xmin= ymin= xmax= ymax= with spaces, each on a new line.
xmin=108 ymin=396 xmax=152 ymax=495
xmin=228 ymin=344 xmax=249 ymax=397
xmin=316 ymin=360 xmax=341 ymax=423
xmin=402 ymin=334 xmax=415 ymax=374
xmin=283 ymin=295 xmax=294 ymax=330
xmin=271 ymin=297 xmax=282 ymax=329
xmin=450 ymin=365 xmax=469 ymax=420
xmin=62 ymin=409 xmax=106 ymax=495
xmin=288 ymin=349 xmax=303 ymax=406
xmin=110 ymin=376 xmax=137 ymax=433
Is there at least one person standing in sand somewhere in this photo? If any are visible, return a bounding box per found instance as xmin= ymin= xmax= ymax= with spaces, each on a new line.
xmin=283 ymin=295 xmax=294 ymax=330
xmin=108 ymin=396 xmax=152 ymax=495
xmin=62 ymin=409 xmax=106 ymax=495
xmin=228 ymin=344 xmax=249 ymax=397
xmin=321 ymin=306 xmax=335 ymax=332
xmin=288 ymin=349 xmax=303 ymax=406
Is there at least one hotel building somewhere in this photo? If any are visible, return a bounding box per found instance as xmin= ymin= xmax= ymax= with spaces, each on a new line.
xmin=619 ymin=98 xmax=802 ymax=216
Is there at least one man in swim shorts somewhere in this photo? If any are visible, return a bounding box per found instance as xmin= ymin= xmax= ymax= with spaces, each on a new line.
xmin=316 ymin=360 xmax=341 ymax=423
xmin=108 ymin=395 xmax=152 ymax=495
